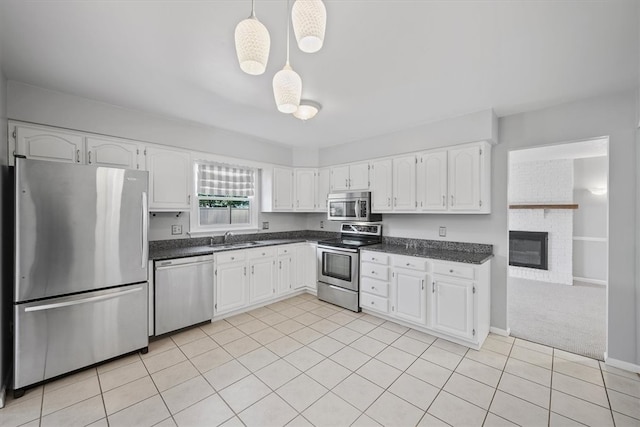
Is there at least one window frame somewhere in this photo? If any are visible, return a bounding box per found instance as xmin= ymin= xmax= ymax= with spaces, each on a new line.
xmin=189 ymin=161 xmax=260 ymax=234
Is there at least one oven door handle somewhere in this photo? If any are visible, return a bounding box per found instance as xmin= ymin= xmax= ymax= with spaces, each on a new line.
xmin=317 ymin=245 xmax=359 ymax=253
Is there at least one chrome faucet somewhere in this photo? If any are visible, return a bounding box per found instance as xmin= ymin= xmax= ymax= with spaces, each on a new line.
xmin=223 ymin=231 xmax=234 ymax=244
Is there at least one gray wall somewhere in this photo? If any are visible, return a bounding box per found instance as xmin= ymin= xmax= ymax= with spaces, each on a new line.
xmin=501 ymin=90 xmax=638 ymax=365
xmin=7 ymin=81 xmax=293 ymax=166
xmin=0 ymin=54 xmax=9 ymax=404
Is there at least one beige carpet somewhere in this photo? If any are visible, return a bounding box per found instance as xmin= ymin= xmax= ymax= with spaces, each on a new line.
xmin=508 ymin=277 xmax=606 ymax=360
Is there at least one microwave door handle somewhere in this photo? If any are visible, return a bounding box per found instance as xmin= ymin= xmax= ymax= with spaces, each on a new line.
xmin=355 ymin=199 xmax=362 ymax=218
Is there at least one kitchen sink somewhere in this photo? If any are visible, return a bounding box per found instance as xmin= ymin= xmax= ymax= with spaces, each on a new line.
xmin=211 ymin=241 xmax=261 ymax=249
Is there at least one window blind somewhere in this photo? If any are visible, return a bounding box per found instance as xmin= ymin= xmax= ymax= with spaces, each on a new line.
xmin=197 ymin=163 xmax=255 ymax=197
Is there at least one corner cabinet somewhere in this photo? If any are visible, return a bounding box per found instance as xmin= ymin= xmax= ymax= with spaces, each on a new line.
xmin=146 ymin=146 xmax=191 ymax=211
xmin=360 ymin=250 xmax=491 ymax=349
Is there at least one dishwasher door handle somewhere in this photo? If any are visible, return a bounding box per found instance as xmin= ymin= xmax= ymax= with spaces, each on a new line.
xmin=156 ymin=260 xmax=213 ymax=271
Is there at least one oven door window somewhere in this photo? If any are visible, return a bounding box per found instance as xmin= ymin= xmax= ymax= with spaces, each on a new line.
xmin=329 ymin=200 xmax=358 ymax=219
xmin=322 ymin=252 xmax=352 ymax=282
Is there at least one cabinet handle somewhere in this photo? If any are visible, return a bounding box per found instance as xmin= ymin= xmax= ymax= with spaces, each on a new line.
xmin=279 ymin=261 xmax=282 ymax=269
xmin=243 ymin=266 xmax=246 ymax=275
xmin=231 ymin=257 xmax=235 ymax=260
xmin=451 ymin=195 xmax=455 ymax=206
xmin=432 ymin=282 xmax=435 ymax=293
xmin=421 ymin=279 xmax=424 ymax=290
xmin=252 ymin=265 xmax=255 ymax=274
xmin=387 ymin=197 xmax=391 ymax=207
xmin=371 ymin=286 xmax=376 ymax=290
xmin=442 ymin=195 xmax=446 ymax=207
xmin=76 ymin=149 xmax=80 ymax=163
xmin=371 ymin=271 xmax=376 ymax=274
xmin=88 ymin=151 xmax=92 ymax=164
xmin=406 ymin=263 xmax=411 ymax=266
xmin=345 ymin=178 xmax=348 ymax=187
xmin=394 ymin=197 xmax=397 ymax=206
xmin=370 ymin=301 xmax=374 ymax=305
xmin=450 ymin=269 xmax=454 ymax=273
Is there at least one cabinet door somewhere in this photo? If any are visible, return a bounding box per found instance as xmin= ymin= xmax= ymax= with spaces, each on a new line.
xmin=316 ymin=168 xmax=331 ymax=212
xmin=294 ymin=245 xmax=307 ymax=289
xmin=15 ymin=125 xmax=84 ymax=164
xmin=295 ymin=169 xmax=317 ymax=211
xmin=277 ymin=255 xmax=294 ymax=294
xmin=448 ymin=146 xmax=480 ymax=211
xmin=371 ymin=159 xmax=393 ymax=212
xmin=215 ymin=262 xmax=247 ymax=314
xmin=331 ymin=165 xmax=350 ymax=191
xmin=392 ymin=268 xmax=427 ymax=325
xmin=349 ymin=162 xmax=370 ymax=190
xmin=146 ymin=146 xmax=191 ymax=211
xmin=392 ymin=155 xmax=416 ymax=211
xmin=250 ymin=259 xmax=275 ymax=303
xmin=431 ymin=277 xmax=474 ymax=339
xmin=274 ymin=167 xmax=294 ymax=210
xmin=86 ymin=137 xmax=142 ymax=170
xmin=418 ymin=151 xmax=448 ymax=211
xmin=305 ymin=243 xmax=317 ymax=290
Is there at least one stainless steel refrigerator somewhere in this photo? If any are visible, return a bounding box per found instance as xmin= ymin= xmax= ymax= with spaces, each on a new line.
xmin=13 ymin=158 xmax=149 ymax=393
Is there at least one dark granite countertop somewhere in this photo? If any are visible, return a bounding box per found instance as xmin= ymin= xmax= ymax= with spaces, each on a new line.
xmin=149 ymin=232 xmax=336 ymax=261
xmin=364 ymin=243 xmax=493 ymax=265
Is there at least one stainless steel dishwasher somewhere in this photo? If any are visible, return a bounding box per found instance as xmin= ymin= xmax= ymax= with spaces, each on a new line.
xmin=154 ymin=255 xmax=214 ymax=335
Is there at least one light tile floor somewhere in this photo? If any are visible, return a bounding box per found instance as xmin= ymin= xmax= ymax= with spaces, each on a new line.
xmin=2 ymin=293 xmax=639 ymax=427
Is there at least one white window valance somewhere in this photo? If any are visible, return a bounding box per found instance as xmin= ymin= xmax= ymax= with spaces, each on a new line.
xmin=197 ymin=163 xmax=255 ymax=197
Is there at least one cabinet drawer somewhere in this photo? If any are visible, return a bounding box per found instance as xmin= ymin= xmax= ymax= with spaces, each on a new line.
xmin=360 ymin=277 xmax=388 ymax=297
xmin=392 ymin=255 xmax=429 ymax=271
xmin=433 ymin=262 xmax=474 ymax=280
xmin=215 ymin=250 xmax=246 ymax=264
xmin=361 ymin=263 xmax=389 ymax=280
xmin=360 ymin=293 xmax=388 ymax=313
xmin=277 ymin=246 xmax=294 ymax=256
xmin=248 ymin=247 xmax=276 ymax=259
xmin=361 ymin=252 xmax=388 ymax=265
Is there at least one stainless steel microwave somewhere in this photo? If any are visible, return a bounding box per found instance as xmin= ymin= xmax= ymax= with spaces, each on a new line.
xmin=327 ymin=192 xmax=382 ymax=221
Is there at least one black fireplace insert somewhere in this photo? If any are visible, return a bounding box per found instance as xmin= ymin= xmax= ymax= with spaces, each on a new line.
xmin=509 ymin=231 xmax=548 ymax=270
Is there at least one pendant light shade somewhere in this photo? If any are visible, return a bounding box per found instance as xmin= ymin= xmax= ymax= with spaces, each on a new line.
xmin=292 ymin=0 xmax=326 ymax=53
xmin=234 ymin=1 xmax=270 ymax=75
xmin=273 ymin=63 xmax=302 ymax=113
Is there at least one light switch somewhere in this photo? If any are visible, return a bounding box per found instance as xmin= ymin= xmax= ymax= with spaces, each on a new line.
xmin=439 ymin=226 xmax=446 ymax=237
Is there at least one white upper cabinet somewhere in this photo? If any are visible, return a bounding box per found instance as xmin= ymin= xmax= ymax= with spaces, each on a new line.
xmin=262 ymin=167 xmax=294 ymax=212
xmin=86 ymin=136 xmax=143 ymax=170
xmin=392 ymin=155 xmax=417 ymax=211
xmin=316 ymin=168 xmax=331 ymax=212
xmin=371 ymin=159 xmax=393 ymax=212
xmin=448 ymin=145 xmax=481 ymax=211
xmin=14 ymin=124 xmax=84 ymax=164
xmin=330 ymin=162 xmax=370 ymax=192
xmin=294 ymin=168 xmax=317 ymax=211
xmin=417 ymin=150 xmax=448 ymax=211
xmin=146 ymin=146 xmax=191 ymax=211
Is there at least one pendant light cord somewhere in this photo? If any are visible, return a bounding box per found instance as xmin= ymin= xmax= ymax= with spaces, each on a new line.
xmin=250 ymin=0 xmax=255 ymax=18
xmin=285 ymin=0 xmax=290 ymax=66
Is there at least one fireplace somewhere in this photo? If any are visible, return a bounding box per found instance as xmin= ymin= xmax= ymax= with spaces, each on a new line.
xmin=509 ymin=231 xmax=549 ymax=270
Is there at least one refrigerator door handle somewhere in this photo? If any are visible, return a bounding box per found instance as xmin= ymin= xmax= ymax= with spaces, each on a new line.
xmin=24 ymin=287 xmax=143 ymax=312
xmin=142 ymin=192 xmax=148 ymax=268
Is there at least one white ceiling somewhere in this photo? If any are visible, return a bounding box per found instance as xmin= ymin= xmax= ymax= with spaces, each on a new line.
xmin=0 ymin=1 xmax=637 ymax=148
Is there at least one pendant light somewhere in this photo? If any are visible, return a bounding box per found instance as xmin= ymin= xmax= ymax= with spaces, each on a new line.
xmin=292 ymin=0 xmax=326 ymax=53
xmin=273 ymin=0 xmax=302 ymax=113
xmin=234 ymin=0 xmax=271 ymax=75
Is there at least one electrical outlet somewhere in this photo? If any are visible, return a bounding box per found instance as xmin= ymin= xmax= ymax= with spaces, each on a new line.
xmin=439 ymin=226 xmax=446 ymax=237
xmin=320 ymin=220 xmax=324 ymax=229
xmin=171 ymin=225 xmax=182 ymax=235
xmin=262 ymin=221 xmax=269 ymax=230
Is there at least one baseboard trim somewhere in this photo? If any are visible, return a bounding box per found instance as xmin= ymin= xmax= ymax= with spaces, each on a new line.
xmin=489 ymin=327 xmax=511 ymax=337
xmin=604 ymin=353 xmax=640 ymax=374
xmin=572 ymin=277 xmax=607 ymax=286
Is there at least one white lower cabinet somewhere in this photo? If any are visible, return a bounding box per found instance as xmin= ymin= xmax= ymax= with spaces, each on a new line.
xmin=214 ymin=243 xmax=316 ymax=317
xmin=360 ymin=250 xmax=491 ymax=348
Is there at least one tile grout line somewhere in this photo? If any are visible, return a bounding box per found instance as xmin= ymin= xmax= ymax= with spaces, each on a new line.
xmin=480 ymin=338 xmax=515 ymax=426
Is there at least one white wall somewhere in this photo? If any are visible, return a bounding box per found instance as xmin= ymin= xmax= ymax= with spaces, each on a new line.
xmin=573 ymin=157 xmax=608 ymax=283
xmin=0 ymin=55 xmax=9 ymax=404
xmin=7 ymin=81 xmax=293 ymax=166
xmin=319 ymin=109 xmax=497 ymax=166
xmin=501 ymin=90 xmax=638 ymax=366
xmin=508 ymin=159 xmax=574 ymax=285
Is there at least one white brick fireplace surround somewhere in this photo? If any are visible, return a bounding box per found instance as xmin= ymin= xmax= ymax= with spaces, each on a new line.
xmin=509 ymin=159 xmax=574 ymax=285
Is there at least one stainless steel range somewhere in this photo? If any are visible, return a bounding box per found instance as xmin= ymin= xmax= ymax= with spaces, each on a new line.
xmin=317 ymin=222 xmax=382 ymax=311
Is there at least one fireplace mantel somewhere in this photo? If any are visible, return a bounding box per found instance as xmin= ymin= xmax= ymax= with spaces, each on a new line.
xmin=509 ymin=204 xmax=578 ymax=210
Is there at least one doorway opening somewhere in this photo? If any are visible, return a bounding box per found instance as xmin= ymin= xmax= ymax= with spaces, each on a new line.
xmin=507 ymin=137 xmax=609 ymax=360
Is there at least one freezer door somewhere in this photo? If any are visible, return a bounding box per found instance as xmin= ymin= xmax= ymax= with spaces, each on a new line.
xmin=14 ymin=283 xmax=148 ymax=390
xmin=15 ymin=158 xmax=149 ymax=301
